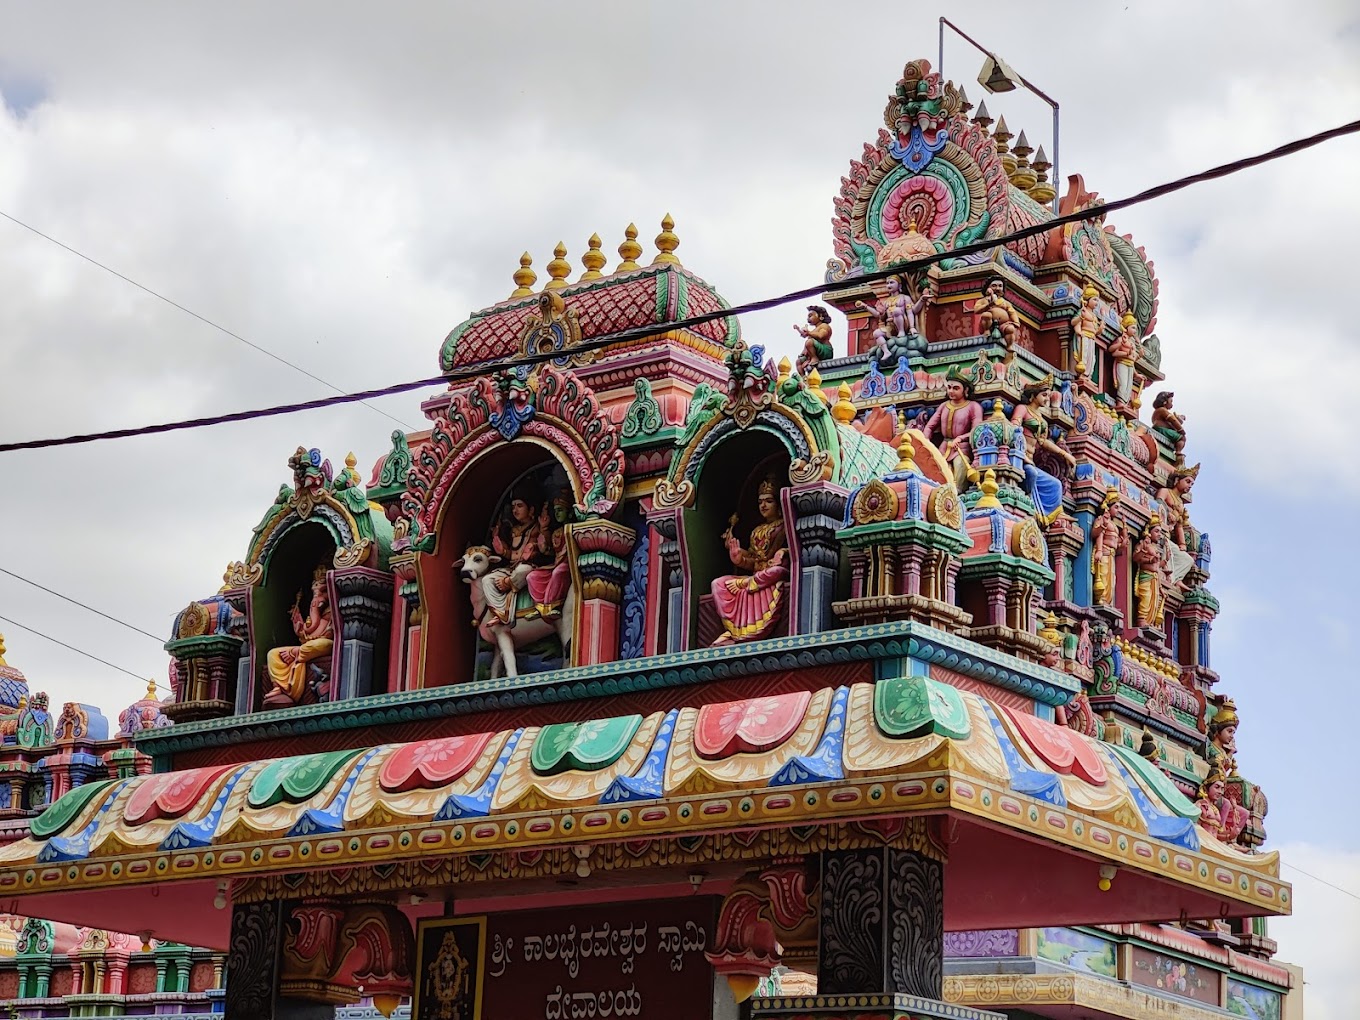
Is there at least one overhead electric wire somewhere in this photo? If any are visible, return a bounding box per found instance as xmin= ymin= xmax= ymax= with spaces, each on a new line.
xmin=0 ymin=208 xmax=418 ymax=432
xmin=0 ymin=612 xmax=166 ymax=691
xmin=1282 ymin=862 xmax=1360 ymax=901
xmin=1 ymin=117 xmax=1357 ymax=460
xmin=0 ymin=566 xmax=165 ymax=644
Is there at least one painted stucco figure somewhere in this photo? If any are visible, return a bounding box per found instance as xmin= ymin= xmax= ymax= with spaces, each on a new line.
xmin=1071 ymin=284 xmax=1102 ymax=378
xmin=1109 ymin=312 xmax=1140 ymax=411
xmin=265 ymin=566 xmax=334 ymax=706
xmin=1157 ymin=463 xmax=1199 ymax=586
xmin=922 ymin=367 xmax=982 ymax=490
xmin=526 ymin=489 xmax=573 ymax=619
xmin=1089 ymin=488 xmax=1126 ymax=607
xmin=856 ymin=275 xmax=930 ymax=364
xmin=1151 ymin=391 xmax=1187 ymax=461
xmin=1195 ymin=766 xmax=1249 ymax=844
xmin=1132 ymin=514 xmax=1170 ymax=629
xmin=711 ymin=476 xmax=789 ymax=645
xmin=1010 ymin=375 xmax=1073 ymax=525
xmin=971 ymin=276 xmax=1019 ymax=349
xmin=793 ymin=305 xmax=834 ymax=374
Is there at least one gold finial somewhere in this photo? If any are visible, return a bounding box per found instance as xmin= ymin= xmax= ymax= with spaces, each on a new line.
xmin=145 ymin=678 xmax=158 ymax=699
xmin=1029 ymin=144 xmax=1056 ymax=204
xmin=972 ymin=98 xmax=993 ymax=131
xmin=617 ymin=224 xmax=642 ymax=271
xmin=895 ymin=412 xmax=918 ymax=473
xmin=1038 ymin=611 xmax=1062 ymax=645
xmin=1009 ymin=129 xmax=1037 ymax=191
xmin=579 ymin=233 xmax=607 ymax=280
xmin=776 ymin=356 xmax=792 ymax=388
xmin=990 ymin=397 xmax=1007 ymax=421
xmin=510 ymin=252 xmax=537 ymax=298
xmin=831 ymin=382 xmax=857 ymax=424
xmin=976 ymin=469 xmax=1002 ymax=509
xmin=652 ymin=213 xmax=681 ymax=265
xmin=992 ymin=115 xmax=1016 ymax=176
xmin=0 ymin=634 xmax=6 ymax=665
xmin=546 ymin=242 xmax=572 ymax=290
xmin=806 ymin=366 xmax=827 ymax=401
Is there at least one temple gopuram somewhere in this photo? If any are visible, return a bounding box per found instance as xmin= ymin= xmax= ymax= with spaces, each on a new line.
xmin=0 ymin=55 xmax=1297 ymax=1020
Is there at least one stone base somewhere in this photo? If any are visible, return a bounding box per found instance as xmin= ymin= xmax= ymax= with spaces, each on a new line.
xmin=962 ymin=624 xmax=1051 ymax=662
xmin=161 ymin=698 xmax=234 ymax=723
xmin=833 ymin=595 xmax=972 ymax=634
xmin=752 ymin=993 xmax=1004 ymax=1020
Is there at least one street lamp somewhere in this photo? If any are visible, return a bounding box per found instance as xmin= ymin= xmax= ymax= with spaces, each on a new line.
xmin=938 ymin=17 xmax=1061 ymax=213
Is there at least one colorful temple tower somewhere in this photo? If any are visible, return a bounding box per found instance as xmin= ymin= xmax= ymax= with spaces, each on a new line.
xmin=0 ymin=55 xmax=1295 ymax=1020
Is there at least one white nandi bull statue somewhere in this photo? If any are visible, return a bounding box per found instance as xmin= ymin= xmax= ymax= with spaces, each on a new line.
xmin=454 ymin=545 xmax=574 ymax=678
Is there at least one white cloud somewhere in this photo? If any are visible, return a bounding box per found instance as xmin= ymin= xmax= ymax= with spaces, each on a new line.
xmin=1272 ymin=843 xmax=1360 ymax=1020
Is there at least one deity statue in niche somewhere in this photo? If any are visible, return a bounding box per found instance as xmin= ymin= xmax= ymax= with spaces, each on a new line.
xmin=922 ymin=366 xmax=982 ymax=490
xmin=970 ymin=276 xmax=1019 ymax=350
xmin=856 ymin=274 xmax=932 ymax=365
xmin=1195 ymin=766 xmax=1249 ymax=843
xmin=793 ymin=305 xmax=835 ymax=374
xmin=1108 ymin=312 xmax=1141 ymax=412
xmin=1157 ymin=463 xmax=1200 ymax=587
xmin=710 ymin=475 xmax=789 ymax=646
xmin=456 ymin=463 xmax=574 ymax=680
xmin=1070 ymin=284 xmax=1102 ymax=378
xmin=1206 ymin=698 xmax=1240 ymax=776
xmin=1010 ymin=375 xmax=1074 ymax=525
xmin=1132 ymin=514 xmax=1170 ymax=629
xmin=264 ymin=564 xmax=334 ymax=706
xmin=1151 ymin=392 xmax=1187 ymax=462
xmin=1089 ymin=488 xmax=1126 ymax=607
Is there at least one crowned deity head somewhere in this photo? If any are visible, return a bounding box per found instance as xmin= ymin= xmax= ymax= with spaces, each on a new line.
xmin=1199 ymin=766 xmax=1228 ymax=802
xmin=1081 ymin=283 xmax=1099 ymax=309
xmin=756 ymin=476 xmax=782 ymax=523
xmin=1171 ymin=463 xmax=1200 ymax=496
xmin=944 ymin=365 xmax=975 ymax=402
xmin=1020 ymin=373 xmax=1055 ymax=407
xmin=1208 ymin=698 xmax=1239 ymax=752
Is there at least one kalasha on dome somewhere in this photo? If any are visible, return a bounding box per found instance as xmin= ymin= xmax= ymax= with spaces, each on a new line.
xmin=0 ymin=52 xmax=1292 ymax=1020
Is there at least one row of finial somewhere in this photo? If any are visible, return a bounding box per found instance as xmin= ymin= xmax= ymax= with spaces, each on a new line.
xmin=509 ymin=215 xmax=681 ymax=299
xmin=958 ymin=88 xmax=1056 ymax=205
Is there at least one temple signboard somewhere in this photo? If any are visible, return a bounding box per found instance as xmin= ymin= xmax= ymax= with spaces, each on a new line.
xmin=414 ymin=897 xmax=718 ymax=1020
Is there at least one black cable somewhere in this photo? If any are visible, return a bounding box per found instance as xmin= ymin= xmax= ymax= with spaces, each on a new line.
xmin=0 ymin=612 xmax=169 ymax=691
xmin=1 ymin=117 xmax=1356 ymax=456
xmin=0 ymin=567 xmax=165 ymax=643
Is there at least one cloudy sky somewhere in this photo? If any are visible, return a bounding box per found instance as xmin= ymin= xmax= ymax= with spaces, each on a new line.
xmin=1 ymin=0 xmax=1357 ymax=1012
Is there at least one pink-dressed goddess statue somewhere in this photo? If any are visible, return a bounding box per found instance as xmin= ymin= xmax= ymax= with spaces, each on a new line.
xmin=921 ymin=367 xmax=982 ymax=489
xmin=1195 ymin=766 xmax=1249 ymax=844
xmin=710 ymin=476 xmax=789 ymax=645
xmin=526 ymin=490 xmax=573 ymax=619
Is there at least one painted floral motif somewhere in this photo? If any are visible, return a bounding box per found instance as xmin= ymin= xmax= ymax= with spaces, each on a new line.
xmin=125 ymin=764 xmax=238 ymax=826
xmin=694 ymin=691 xmax=811 ymax=759
xmin=1002 ymin=707 xmax=1108 ymax=786
xmin=530 ymin=715 xmax=644 ymax=775
xmin=378 ymin=733 xmax=495 ymax=794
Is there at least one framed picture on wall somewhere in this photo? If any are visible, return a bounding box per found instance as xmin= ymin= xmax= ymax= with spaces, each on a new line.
xmin=412 ymin=916 xmax=486 ymax=1020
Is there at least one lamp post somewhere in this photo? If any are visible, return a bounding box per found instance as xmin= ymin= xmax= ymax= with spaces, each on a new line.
xmin=938 ymin=17 xmax=1061 ymax=214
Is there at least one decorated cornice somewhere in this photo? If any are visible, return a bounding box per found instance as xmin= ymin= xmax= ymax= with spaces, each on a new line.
xmin=0 ymin=676 xmax=1287 ymax=916
xmin=130 ymin=621 xmax=1081 ymax=758
xmin=944 ymin=973 xmax=1229 ymax=1020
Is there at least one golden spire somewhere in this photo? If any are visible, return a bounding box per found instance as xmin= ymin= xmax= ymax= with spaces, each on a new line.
xmin=0 ymin=634 xmax=6 ymax=666
xmin=894 ymin=412 xmax=918 ymax=473
xmin=579 ymin=233 xmax=607 ymax=280
xmin=990 ymin=397 xmax=1007 ymax=421
xmin=545 ymin=242 xmax=572 ymax=290
xmin=776 ymin=356 xmax=792 ymax=389
xmin=652 ymin=213 xmax=681 ymax=266
xmin=1038 ymin=611 xmax=1062 ymax=645
xmin=831 ymin=382 xmax=857 ymax=424
xmin=617 ymin=223 xmax=643 ymax=271
xmin=510 ymin=252 xmax=537 ymax=298
xmin=806 ymin=366 xmax=828 ymax=402
xmin=1029 ymin=144 xmax=1056 ymax=204
xmin=992 ymin=115 xmax=1016 ymax=177
xmin=976 ymin=468 xmax=1002 ymax=509
xmin=1009 ymin=129 xmax=1037 ymax=191
xmin=145 ymin=678 xmax=158 ymax=699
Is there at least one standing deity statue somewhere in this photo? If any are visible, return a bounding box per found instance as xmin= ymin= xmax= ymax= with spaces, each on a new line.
xmin=710 ymin=476 xmax=790 ymax=645
xmin=1195 ymin=766 xmax=1249 ymax=844
xmin=1070 ymin=284 xmax=1102 ymax=378
xmin=793 ymin=305 xmax=835 ymax=374
xmin=1132 ymin=514 xmax=1170 ymax=629
xmin=1206 ymin=698 xmax=1240 ymax=776
xmin=526 ymin=489 xmax=573 ymax=619
xmin=1089 ymin=488 xmax=1126 ymax=607
xmin=265 ymin=565 xmax=335 ymax=705
xmin=922 ymin=366 xmax=982 ymax=490
xmin=856 ymin=275 xmax=931 ymax=365
xmin=1108 ymin=312 xmax=1140 ymax=411
xmin=971 ymin=276 xmax=1019 ymax=350
xmin=1010 ymin=375 xmax=1074 ymax=525
xmin=1151 ymin=392 xmax=1187 ymax=462
xmin=1157 ymin=463 xmax=1200 ymax=587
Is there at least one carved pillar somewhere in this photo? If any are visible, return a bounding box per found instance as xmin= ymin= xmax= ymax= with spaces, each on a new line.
xmin=787 ymin=484 xmax=848 ymax=635
xmin=388 ymin=557 xmax=417 ymax=694
xmin=331 ymin=568 xmax=392 ymax=702
xmin=226 ymin=901 xmax=289 ymax=1020
xmin=568 ymin=519 xmax=637 ymax=666
xmin=981 ymin=577 xmax=1008 ymax=628
xmin=816 ymin=846 xmax=945 ymax=1000
xmin=224 ymin=588 xmax=254 ymax=715
xmin=649 ymin=511 xmax=687 ymax=653
xmin=164 ymin=633 xmax=244 ymax=723
xmin=155 ymin=957 xmax=169 ymax=993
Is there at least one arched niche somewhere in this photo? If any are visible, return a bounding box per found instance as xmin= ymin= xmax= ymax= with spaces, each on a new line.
xmin=418 ymin=440 xmax=582 ymax=687
xmin=250 ymin=521 xmax=337 ymax=710
xmin=680 ymin=427 xmax=792 ymax=650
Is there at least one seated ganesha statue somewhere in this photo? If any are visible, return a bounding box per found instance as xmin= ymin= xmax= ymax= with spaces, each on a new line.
xmin=264 ymin=565 xmax=334 ymax=707
xmin=710 ymin=475 xmax=789 ymax=646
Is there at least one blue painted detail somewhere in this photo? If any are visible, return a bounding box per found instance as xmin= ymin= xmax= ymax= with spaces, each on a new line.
xmin=770 ymin=686 xmax=850 ymax=786
xmin=1198 ymin=621 xmax=1211 ymax=668
xmin=977 ymin=703 xmax=1066 ymax=807
xmin=861 ymin=359 xmax=887 ymax=398
xmin=1105 ymin=754 xmax=1201 ymax=850
xmin=1034 ymin=703 xmax=1055 ymax=723
xmin=1072 ymin=400 xmax=1088 ymax=433
xmin=1073 ymin=463 xmax=1096 ymax=481
xmin=287 ymin=747 xmax=384 ymax=837
xmin=888 ymin=357 xmax=916 ymax=393
xmin=435 ymin=729 xmax=523 ymax=820
xmin=1059 ymin=379 xmax=1074 ymax=416
xmin=906 ymin=475 xmax=923 ymax=519
xmin=989 ymin=512 xmax=1006 ymax=554
xmin=889 ymin=125 xmax=949 ymax=173
xmin=490 ymin=399 xmax=534 ymax=441
xmin=37 ymin=780 xmax=131 ymax=863
xmin=619 ymin=506 xmax=649 ymax=661
xmin=159 ymin=767 xmax=252 ymax=851
xmin=601 ymin=709 xmax=679 ymax=803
